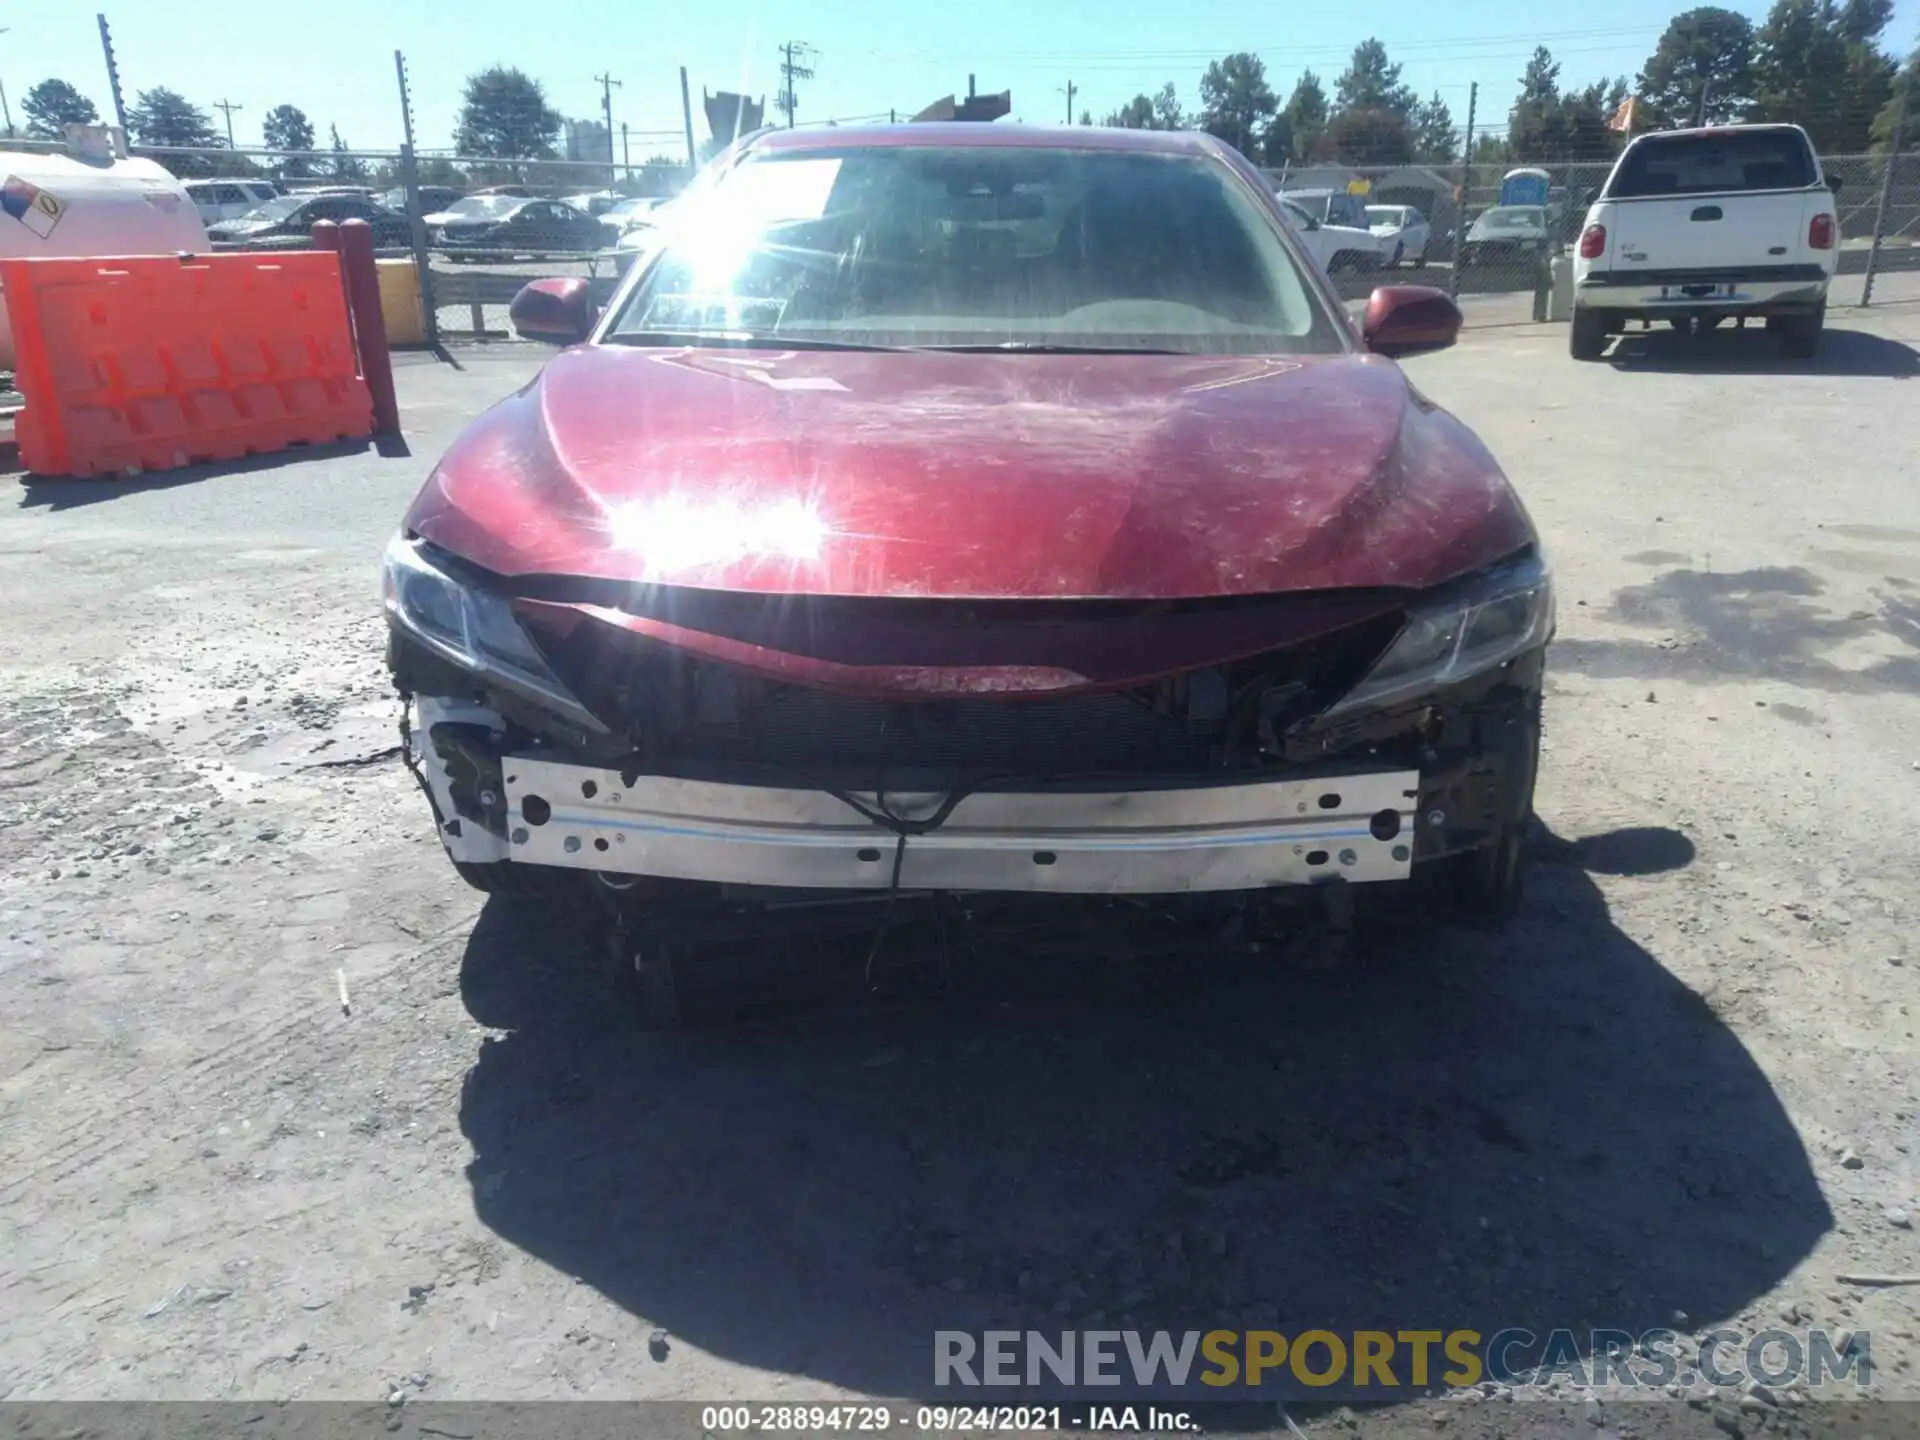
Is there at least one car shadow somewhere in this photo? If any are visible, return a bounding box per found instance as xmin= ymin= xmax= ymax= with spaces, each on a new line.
xmin=1605 ymin=323 xmax=1920 ymax=377
xmin=11 ymin=437 xmax=379 ymax=512
xmin=455 ymin=824 xmax=1829 ymax=1404
xmin=1554 ymin=567 xmax=1920 ymax=695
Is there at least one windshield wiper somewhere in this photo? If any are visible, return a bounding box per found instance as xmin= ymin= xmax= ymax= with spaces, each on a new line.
xmin=914 ymin=342 xmax=1186 ymax=354
xmin=603 ymin=330 xmax=901 ymax=352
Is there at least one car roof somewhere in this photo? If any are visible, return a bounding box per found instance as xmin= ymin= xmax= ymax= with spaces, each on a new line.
xmin=747 ymin=122 xmax=1223 ymax=157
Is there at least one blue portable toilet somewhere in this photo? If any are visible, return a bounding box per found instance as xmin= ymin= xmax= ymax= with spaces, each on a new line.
xmin=1500 ymin=167 xmax=1550 ymax=207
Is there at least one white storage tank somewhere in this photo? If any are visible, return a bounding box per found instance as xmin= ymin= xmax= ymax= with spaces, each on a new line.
xmin=1 ymin=136 xmax=210 ymax=371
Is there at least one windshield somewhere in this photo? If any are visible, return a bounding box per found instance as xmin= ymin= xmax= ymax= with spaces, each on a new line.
xmin=1479 ymin=207 xmax=1546 ymax=229
xmin=240 ymin=195 xmax=305 ymax=222
xmin=606 ymin=145 xmax=1336 ymax=355
xmin=442 ymin=196 xmax=521 ymax=219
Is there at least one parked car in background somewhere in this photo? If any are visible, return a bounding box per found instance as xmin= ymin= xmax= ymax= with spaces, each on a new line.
xmin=379 ymin=185 xmax=464 ymax=217
xmin=181 ymin=178 xmax=280 ymax=224
xmin=603 ymin=195 xmax=664 ymax=233
xmin=386 ymin=123 xmax=1547 ymax=1023
xmin=433 ymin=196 xmax=612 ymax=259
xmin=1569 ymin=122 xmax=1838 ymax=361
xmin=1277 ymin=196 xmax=1386 ymax=273
xmin=1366 ymin=205 xmax=1431 ymax=267
xmin=422 ymin=194 xmax=521 ymax=229
xmin=205 ymin=193 xmax=412 ymax=249
xmin=1458 ymin=206 xmax=1552 ymax=269
xmin=563 ymin=191 xmax=623 ymax=217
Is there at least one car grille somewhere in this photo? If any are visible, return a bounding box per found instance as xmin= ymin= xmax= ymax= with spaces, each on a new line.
xmin=526 ymin=601 xmax=1405 ymax=780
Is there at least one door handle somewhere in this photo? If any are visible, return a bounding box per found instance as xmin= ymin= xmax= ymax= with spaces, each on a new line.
xmin=1690 ymin=206 xmax=1723 ymax=221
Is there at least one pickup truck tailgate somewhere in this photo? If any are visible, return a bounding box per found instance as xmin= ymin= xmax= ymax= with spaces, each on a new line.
xmin=1597 ymin=126 xmax=1828 ymax=274
xmin=1611 ymin=192 xmax=1811 ymax=271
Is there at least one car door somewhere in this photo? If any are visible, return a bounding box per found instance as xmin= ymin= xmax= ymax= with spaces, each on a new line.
xmin=1278 ymin=198 xmax=1333 ymax=273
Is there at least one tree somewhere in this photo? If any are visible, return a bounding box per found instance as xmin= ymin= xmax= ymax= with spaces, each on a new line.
xmin=1410 ymin=91 xmax=1457 ymax=164
xmin=262 ymin=104 xmax=314 ymax=153
xmin=1472 ymin=132 xmax=1514 ymax=165
xmin=1106 ymin=83 xmax=1186 ymax=130
xmin=1748 ymin=0 xmax=1895 ymax=152
xmin=329 ymin=124 xmax=371 ymax=182
xmin=454 ymin=65 xmax=562 ymax=159
xmin=1509 ymin=46 xmax=1564 ymax=157
xmin=417 ymin=156 xmax=468 ymax=187
xmin=1282 ymin=71 xmax=1330 ymax=162
xmin=1151 ymin=82 xmax=1187 ymax=130
xmin=1199 ymin=52 xmax=1279 ymax=158
xmin=1079 ymin=109 xmax=1094 ymax=126
xmin=1639 ymin=8 xmax=1755 ymax=124
xmin=1335 ymin=39 xmax=1417 ymax=120
xmin=261 ymin=103 xmax=315 ymax=177
xmin=127 ymin=87 xmax=221 ymax=149
xmin=1870 ymin=44 xmax=1917 ymax=149
xmin=22 ymin=79 xmax=99 ymax=139
xmin=1324 ymin=107 xmax=1414 ymax=164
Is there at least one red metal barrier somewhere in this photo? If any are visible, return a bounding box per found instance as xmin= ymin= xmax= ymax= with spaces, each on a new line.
xmin=2 ymin=251 xmax=373 ymax=478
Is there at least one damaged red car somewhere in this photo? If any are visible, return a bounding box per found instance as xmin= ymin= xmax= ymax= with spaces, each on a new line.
xmin=383 ymin=124 xmax=1552 ymax=1016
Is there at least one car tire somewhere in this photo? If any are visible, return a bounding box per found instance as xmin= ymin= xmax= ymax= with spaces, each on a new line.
xmin=1569 ymin=305 xmax=1608 ymax=361
xmin=1774 ymin=303 xmax=1825 ymax=359
xmin=1448 ymin=826 xmax=1526 ymax=921
xmin=1390 ymin=242 xmax=1405 ymax=268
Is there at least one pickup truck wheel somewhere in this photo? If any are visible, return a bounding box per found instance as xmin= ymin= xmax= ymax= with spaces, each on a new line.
xmin=1569 ymin=305 xmax=1608 ymax=361
xmin=1774 ymin=304 xmax=1825 ymax=359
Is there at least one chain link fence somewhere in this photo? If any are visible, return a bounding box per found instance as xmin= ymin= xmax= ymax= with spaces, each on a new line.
xmin=1267 ymin=149 xmax=1920 ymax=316
xmin=12 ymin=133 xmax=1915 ymax=344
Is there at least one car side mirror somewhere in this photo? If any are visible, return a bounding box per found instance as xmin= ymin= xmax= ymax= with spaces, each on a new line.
xmin=509 ymin=278 xmax=595 ymax=346
xmin=1362 ymin=284 xmax=1463 ymax=357
xmin=1826 ymin=175 xmax=1843 ymax=194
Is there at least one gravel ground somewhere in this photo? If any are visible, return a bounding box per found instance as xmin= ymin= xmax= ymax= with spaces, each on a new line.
xmin=2 ymin=287 xmax=1918 ymax=1437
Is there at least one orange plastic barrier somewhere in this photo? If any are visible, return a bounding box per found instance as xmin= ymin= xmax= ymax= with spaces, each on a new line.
xmin=1 ymin=252 xmax=374 ymax=478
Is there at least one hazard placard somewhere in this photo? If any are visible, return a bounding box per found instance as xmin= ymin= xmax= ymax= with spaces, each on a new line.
xmin=2 ymin=175 xmax=68 ymax=240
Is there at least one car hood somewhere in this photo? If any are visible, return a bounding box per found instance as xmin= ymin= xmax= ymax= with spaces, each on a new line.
xmin=1469 ymin=224 xmax=1545 ymax=241
xmin=405 ymin=346 xmax=1533 ymax=602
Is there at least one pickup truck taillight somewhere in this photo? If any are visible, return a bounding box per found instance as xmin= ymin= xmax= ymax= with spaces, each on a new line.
xmin=1808 ymin=213 xmax=1834 ymax=250
xmin=1578 ymin=223 xmax=1606 ymax=260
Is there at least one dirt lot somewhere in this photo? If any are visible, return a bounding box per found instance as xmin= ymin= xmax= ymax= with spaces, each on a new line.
xmin=3 ymin=286 xmax=1919 ymax=1435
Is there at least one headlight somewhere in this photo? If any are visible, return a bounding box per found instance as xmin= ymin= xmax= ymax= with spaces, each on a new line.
xmin=1328 ymin=549 xmax=1554 ymax=715
xmin=381 ymin=533 xmax=606 ymax=733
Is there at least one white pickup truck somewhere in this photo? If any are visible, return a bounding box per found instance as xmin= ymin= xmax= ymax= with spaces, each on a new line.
xmin=1569 ymin=123 xmax=1840 ymax=360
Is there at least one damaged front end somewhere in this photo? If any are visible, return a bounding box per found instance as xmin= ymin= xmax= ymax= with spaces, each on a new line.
xmin=382 ymin=532 xmax=1550 ymax=909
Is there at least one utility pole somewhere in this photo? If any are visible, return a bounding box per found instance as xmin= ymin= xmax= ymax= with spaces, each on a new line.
xmin=594 ymin=72 xmax=621 ymax=184
xmin=622 ymin=121 xmax=631 ymax=178
xmin=777 ymin=41 xmax=815 ymax=128
xmin=679 ymin=66 xmax=696 ymax=168
xmin=1450 ymin=81 xmax=1477 ymax=300
xmin=97 ymin=13 xmax=129 ymax=134
xmin=213 ymin=98 xmax=243 ymax=149
xmin=1061 ymin=80 xmax=1076 ymax=125
xmin=394 ymin=50 xmax=418 ymax=152
xmin=1693 ymin=77 xmax=1711 ymax=127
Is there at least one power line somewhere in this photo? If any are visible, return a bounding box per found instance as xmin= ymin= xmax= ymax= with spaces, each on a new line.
xmin=777 ymin=41 xmax=816 ymax=128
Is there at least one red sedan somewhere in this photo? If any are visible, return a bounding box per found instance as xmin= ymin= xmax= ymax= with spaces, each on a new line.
xmin=382 ymin=124 xmax=1552 ymax=1019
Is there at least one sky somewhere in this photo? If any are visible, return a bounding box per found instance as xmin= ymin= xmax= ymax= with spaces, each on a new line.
xmin=13 ymin=0 xmax=1920 ymax=159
